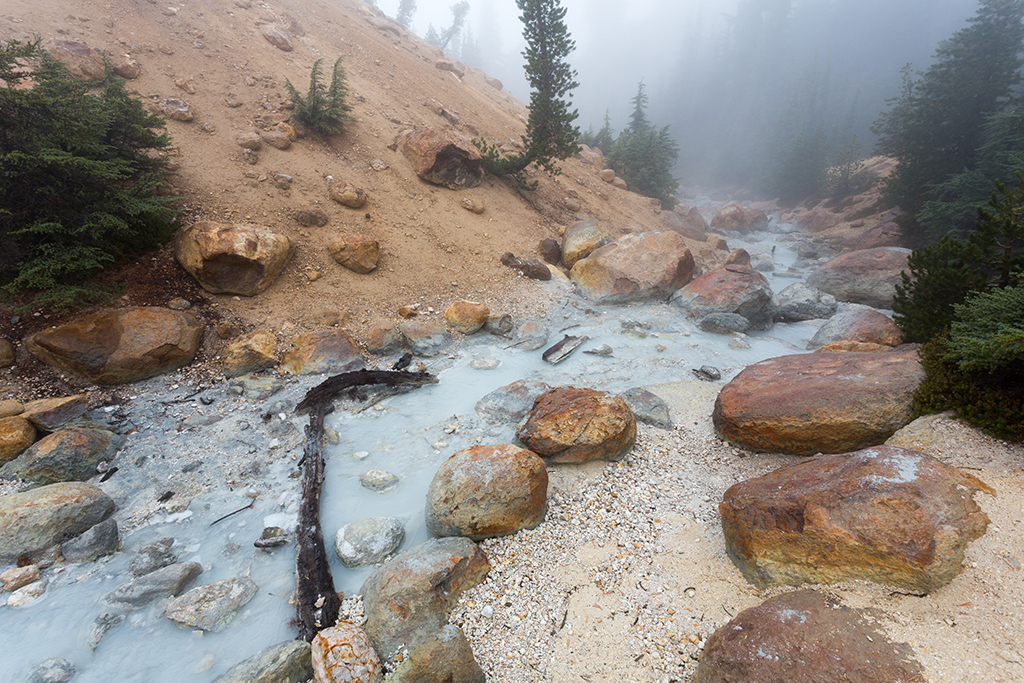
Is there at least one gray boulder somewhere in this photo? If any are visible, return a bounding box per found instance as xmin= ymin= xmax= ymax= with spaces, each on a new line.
xmin=773 ymin=282 xmax=837 ymax=322
xmin=0 ymin=482 xmax=115 ymax=561
xmin=334 ymin=517 xmax=405 ymax=567
xmin=104 ymin=561 xmax=203 ymax=608
xmin=61 ymin=518 xmax=118 ymax=563
xmin=806 ymin=247 xmax=911 ymax=308
xmin=165 ymin=576 xmax=259 ymax=632
xmin=0 ymin=427 xmax=123 ymax=485
xmin=211 ymin=641 xmax=313 ymax=683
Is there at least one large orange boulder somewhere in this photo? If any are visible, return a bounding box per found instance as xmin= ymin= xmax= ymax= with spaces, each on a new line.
xmin=175 ymin=221 xmax=294 ymax=296
xmin=807 ymin=307 xmax=902 ymax=350
xmin=709 ymin=204 xmax=769 ymax=234
xmin=25 ymin=307 xmax=204 ymax=384
xmin=712 ymin=346 xmax=924 ymax=455
xmin=806 ymin=247 xmax=911 ymax=308
xmin=670 ymin=249 xmax=775 ymax=330
xmin=719 ymin=447 xmax=993 ymax=593
xmin=570 ymin=232 xmax=695 ymax=304
xmin=398 ymin=127 xmax=482 ymax=189
xmin=517 ymin=387 xmax=636 ymax=464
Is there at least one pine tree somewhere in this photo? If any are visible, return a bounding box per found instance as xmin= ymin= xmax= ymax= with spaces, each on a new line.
xmin=1 ymin=40 xmax=176 ymax=308
xmin=436 ymin=1 xmax=470 ymax=53
xmin=605 ymin=81 xmax=680 ymax=207
xmin=475 ymin=0 xmax=580 ymax=179
xmin=592 ymin=111 xmax=614 ymax=152
xmin=283 ymin=56 xmax=354 ymax=137
xmin=396 ymin=0 xmax=416 ymax=28
xmin=873 ymin=0 xmax=1024 ymax=234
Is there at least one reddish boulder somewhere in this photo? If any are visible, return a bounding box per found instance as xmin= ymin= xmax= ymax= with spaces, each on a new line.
xmin=794 ymin=208 xmax=842 ymax=233
xmin=517 ymin=387 xmax=636 ymax=464
xmin=806 ymin=247 xmax=911 ymax=308
xmin=280 ymin=330 xmax=362 ymax=375
xmin=561 ymin=220 xmax=612 ymax=268
xmin=175 ymin=221 xmax=294 ymax=296
xmin=670 ymin=249 xmax=775 ymax=329
xmin=398 ymin=128 xmax=482 ymax=189
xmin=444 ymin=301 xmax=490 ymax=334
xmin=570 ymin=232 xmax=695 ymax=304
xmin=712 ymin=346 xmax=924 ymax=455
xmin=426 ymin=444 xmax=548 ymax=540
xmin=20 ymin=394 xmax=89 ymax=431
xmin=694 ymin=590 xmax=925 ymax=683
xmin=807 ymin=307 xmax=902 ymax=349
xmin=25 ymin=307 xmax=204 ymax=384
xmin=709 ymin=204 xmax=769 ymax=234
xmin=719 ymin=447 xmax=993 ymax=593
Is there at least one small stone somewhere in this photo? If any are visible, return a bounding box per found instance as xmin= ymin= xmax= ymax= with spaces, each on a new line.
xmin=0 ymin=339 xmax=14 ymax=367
xmin=311 ymin=623 xmax=383 ymax=683
xmin=236 ymin=132 xmax=262 ymax=150
xmin=511 ymin=321 xmax=549 ymax=351
xmin=166 ymin=297 xmax=191 ymax=310
xmin=461 ymin=197 xmax=485 ymax=214
xmin=87 ymin=612 xmax=126 ymax=650
xmin=255 ymin=527 xmax=289 ymax=548
xmin=129 ymin=537 xmax=177 ymax=577
xmin=26 ymin=657 xmax=76 ymax=683
xmin=329 ymin=235 xmax=380 ymax=274
xmin=161 ymin=97 xmax=193 ymax=122
xmin=335 ymin=517 xmax=405 ymax=567
xmin=361 ymin=470 xmax=399 ymax=492
xmin=445 ymin=300 xmax=490 ymax=335
xmin=291 ymin=209 xmax=329 ymax=227
xmin=260 ymin=130 xmax=292 ymax=150
xmin=61 ymin=517 xmax=118 ymax=563
xmin=210 ymin=641 xmax=313 ymax=683
xmin=8 ymin=579 xmax=46 ymax=607
xmin=330 ymin=181 xmax=368 ymax=209
xmin=105 ymin=561 xmax=203 ymax=608
xmin=217 ymin=321 xmax=243 ymax=339
xmin=166 ymin=576 xmax=259 ymax=632
xmin=1 ymin=564 xmax=39 ymax=592
xmin=0 ymin=416 xmax=35 ymax=465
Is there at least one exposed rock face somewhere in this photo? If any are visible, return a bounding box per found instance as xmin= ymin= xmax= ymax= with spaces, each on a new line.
xmin=426 ymin=444 xmax=548 ymax=540
xmin=175 ymin=221 xmax=294 ymax=296
xmin=165 ymin=577 xmax=259 ymax=632
xmin=398 ymin=128 xmax=483 ymax=189
xmin=570 ymin=232 xmax=695 ymax=304
xmin=561 ymin=220 xmax=612 ymax=268
xmin=709 ymin=205 xmax=769 ymax=234
xmin=806 ymin=247 xmax=911 ymax=308
xmin=0 ymin=417 xmax=35 ymax=465
xmin=211 ymin=641 xmax=312 ymax=683
xmin=311 ymin=623 xmax=383 ymax=683
xmin=445 ymin=301 xmax=490 ymax=334
xmin=719 ymin=447 xmax=993 ymax=593
xmin=0 ymin=427 xmax=123 ymax=485
xmin=280 ymin=330 xmax=362 ymax=375
xmin=222 ymin=331 xmax=278 ymax=378
xmin=773 ymin=282 xmax=837 ymax=322
xmin=517 ymin=387 xmax=636 ymax=464
xmin=670 ymin=249 xmax=776 ymax=330
xmin=693 ymin=590 xmax=925 ymax=683
xmin=21 ymin=394 xmax=89 ymax=431
xmin=712 ymin=346 xmax=925 ymax=455
xmin=844 ymin=220 xmax=903 ymax=251
xmin=361 ymin=537 xmax=489 ymax=659
xmin=329 ymin=234 xmax=379 ymax=273
xmin=387 ymin=625 xmax=485 ymax=683
xmin=807 ymin=306 xmax=902 ymax=350
xmin=25 ymin=307 xmax=204 ymax=384
xmin=0 ymin=482 xmax=115 ymax=561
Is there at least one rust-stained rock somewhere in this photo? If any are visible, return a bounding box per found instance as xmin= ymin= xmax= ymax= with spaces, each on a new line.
xmin=280 ymin=330 xmax=362 ymax=375
xmin=712 ymin=346 xmax=925 ymax=455
xmin=398 ymin=128 xmax=482 ymax=190
xmin=364 ymin=322 xmax=403 ymax=355
xmin=806 ymin=247 xmax=911 ymax=309
xmin=719 ymin=447 xmax=993 ymax=593
xmin=444 ymin=301 xmax=490 ymax=334
xmin=20 ymin=394 xmax=89 ymax=431
xmin=0 ymin=427 xmax=122 ymax=485
xmin=426 ymin=444 xmax=548 ymax=541
xmin=112 ymin=57 xmax=141 ymax=79
xmin=222 ymin=331 xmax=278 ymax=378
xmin=0 ymin=417 xmax=35 ymax=465
xmin=387 ymin=625 xmax=485 ymax=683
xmin=49 ymin=40 xmax=104 ymax=81
xmin=260 ymin=130 xmax=292 ymax=150
xmin=25 ymin=307 xmax=204 ymax=384
xmin=160 ymin=97 xmax=194 ymax=122
xmin=311 ymin=622 xmax=383 ymax=683
xmin=670 ymin=248 xmax=775 ymax=330
xmin=290 ymin=208 xmax=329 ymax=227
xmin=709 ymin=204 xmax=769 ymax=234
xmin=175 ymin=221 xmax=294 ymax=296
xmin=435 ymin=60 xmax=466 ymax=78
xmin=236 ymin=132 xmax=262 ymax=150
xmin=694 ymin=590 xmax=925 ymax=683
xmin=807 ymin=307 xmax=902 ymax=350
xmin=517 ymin=387 xmax=636 ymax=464
xmin=328 ymin=235 xmax=379 ymax=273
xmin=570 ymin=231 xmax=695 ymax=304
xmin=329 ymin=181 xmax=368 ymax=209
xmin=361 ymin=537 xmax=489 ymax=659
xmin=0 ymin=482 xmax=115 ymax=561
xmin=561 ymin=219 xmax=612 ymax=269
xmin=261 ymin=24 xmax=294 ymax=51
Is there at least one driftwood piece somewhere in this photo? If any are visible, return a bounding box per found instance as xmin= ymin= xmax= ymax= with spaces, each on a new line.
xmin=293 ymin=369 xmax=438 ymax=642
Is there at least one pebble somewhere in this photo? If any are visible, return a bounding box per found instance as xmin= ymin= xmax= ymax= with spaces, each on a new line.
xmin=8 ymin=579 xmax=47 ymax=607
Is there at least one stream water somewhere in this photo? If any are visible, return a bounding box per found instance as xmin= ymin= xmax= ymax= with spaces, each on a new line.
xmin=1 ymin=220 xmax=833 ymax=682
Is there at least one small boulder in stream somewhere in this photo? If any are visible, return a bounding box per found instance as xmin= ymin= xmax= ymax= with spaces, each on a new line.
xmin=517 ymin=387 xmax=636 ymax=464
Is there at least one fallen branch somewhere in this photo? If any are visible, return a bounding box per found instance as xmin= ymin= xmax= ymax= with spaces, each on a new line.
xmin=293 ymin=369 xmax=438 ymax=642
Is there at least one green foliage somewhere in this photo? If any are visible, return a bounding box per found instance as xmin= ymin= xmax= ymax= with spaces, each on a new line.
xmin=603 ymin=82 xmax=680 ymax=208
xmin=0 ymin=39 xmax=176 ymax=309
xmin=873 ymin=0 xmax=1024 ymax=233
xmin=476 ymin=0 xmax=580 ymax=181
xmin=913 ymin=336 xmax=1023 ymax=442
xmin=945 ymin=284 xmax=1024 ymax=373
xmin=893 ymin=172 xmax=1024 ymax=342
xmin=283 ymin=57 xmax=353 ymax=137
xmin=426 ymin=1 xmax=470 ymax=52
xmin=918 ymin=111 xmax=1024 ymax=240
xmin=396 ymin=0 xmax=416 ymax=27
xmin=823 ymin=136 xmax=871 ymax=200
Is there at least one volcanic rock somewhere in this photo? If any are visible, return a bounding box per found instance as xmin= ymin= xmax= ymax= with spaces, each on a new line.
xmin=0 ymin=427 xmax=123 ymax=485
xmin=712 ymin=346 xmax=924 ymax=455
xmin=280 ymin=330 xmax=362 ymax=375
xmin=329 ymin=234 xmax=379 ymax=273
xmin=176 ymin=221 xmax=294 ymax=296
xmin=398 ymin=127 xmax=482 ymax=189
xmin=311 ymin=623 xmax=383 ymax=683
xmin=222 ymin=331 xmax=278 ymax=378
xmin=806 ymin=247 xmax=911 ymax=308
xmin=517 ymin=387 xmax=636 ymax=464
xmin=670 ymin=249 xmax=775 ymax=330
xmin=25 ymin=307 xmax=204 ymax=384
xmin=570 ymin=232 xmax=695 ymax=304
xmin=709 ymin=205 xmax=769 ymax=233
xmin=0 ymin=482 xmax=115 ymax=562
xmin=0 ymin=417 xmax=35 ymax=465
xmin=807 ymin=306 xmax=902 ymax=350
xmin=773 ymin=282 xmax=838 ymax=322
xmin=445 ymin=300 xmax=490 ymax=334
xmin=211 ymin=641 xmax=313 ymax=683
xmin=719 ymin=447 xmax=993 ymax=593
xmin=334 ymin=517 xmax=405 ymax=568
xmin=387 ymin=625 xmax=485 ymax=683
xmin=561 ymin=220 xmax=612 ymax=268
xmin=166 ymin=576 xmax=259 ymax=632
xmin=329 ymin=181 xmax=368 ymax=209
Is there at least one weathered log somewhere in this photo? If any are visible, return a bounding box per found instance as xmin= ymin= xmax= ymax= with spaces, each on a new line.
xmin=293 ymin=369 xmax=438 ymax=642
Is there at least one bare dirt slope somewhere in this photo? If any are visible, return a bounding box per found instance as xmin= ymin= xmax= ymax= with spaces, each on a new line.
xmin=0 ymin=0 xmax=718 ymax=348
